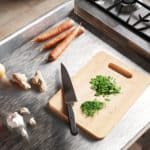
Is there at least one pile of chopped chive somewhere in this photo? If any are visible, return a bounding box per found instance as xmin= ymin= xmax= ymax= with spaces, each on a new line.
xmin=80 ymin=99 xmax=104 ymax=117
xmin=80 ymin=75 xmax=121 ymax=117
xmin=90 ymin=75 xmax=121 ymax=97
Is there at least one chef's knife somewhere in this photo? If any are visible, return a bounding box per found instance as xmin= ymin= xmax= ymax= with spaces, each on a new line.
xmin=61 ymin=63 xmax=78 ymax=135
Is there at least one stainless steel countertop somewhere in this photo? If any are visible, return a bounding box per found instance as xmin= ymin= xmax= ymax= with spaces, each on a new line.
xmin=0 ymin=1 xmax=149 ymax=150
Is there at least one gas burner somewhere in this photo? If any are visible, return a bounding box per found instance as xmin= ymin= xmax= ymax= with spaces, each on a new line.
xmin=122 ymin=0 xmax=137 ymax=4
xmin=115 ymin=0 xmax=141 ymax=14
xmin=88 ymin=0 xmax=150 ymax=41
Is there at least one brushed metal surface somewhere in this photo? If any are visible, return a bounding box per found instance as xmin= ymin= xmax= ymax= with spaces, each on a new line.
xmin=0 ymin=1 xmax=149 ymax=150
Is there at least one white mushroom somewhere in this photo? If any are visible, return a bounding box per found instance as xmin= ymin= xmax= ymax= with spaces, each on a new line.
xmin=19 ymin=107 xmax=31 ymax=115
xmin=31 ymin=70 xmax=47 ymax=92
xmin=6 ymin=112 xmax=29 ymax=141
xmin=11 ymin=73 xmax=31 ymax=90
xmin=29 ymin=117 xmax=37 ymax=127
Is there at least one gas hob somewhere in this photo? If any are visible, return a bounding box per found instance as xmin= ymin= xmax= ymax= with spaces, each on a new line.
xmin=74 ymin=0 xmax=150 ymax=60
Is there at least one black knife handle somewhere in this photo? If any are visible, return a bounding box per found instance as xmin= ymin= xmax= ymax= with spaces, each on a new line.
xmin=66 ymin=104 xmax=78 ymax=135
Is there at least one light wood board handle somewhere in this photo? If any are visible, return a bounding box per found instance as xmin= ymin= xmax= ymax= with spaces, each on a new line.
xmin=108 ymin=63 xmax=132 ymax=78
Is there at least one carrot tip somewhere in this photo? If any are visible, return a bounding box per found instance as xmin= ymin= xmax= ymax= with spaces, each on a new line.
xmin=48 ymin=55 xmax=55 ymax=62
xmin=47 ymin=58 xmax=53 ymax=63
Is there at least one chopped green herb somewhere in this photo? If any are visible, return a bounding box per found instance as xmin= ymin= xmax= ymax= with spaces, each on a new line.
xmin=104 ymin=98 xmax=110 ymax=101
xmin=80 ymin=99 xmax=104 ymax=117
xmin=90 ymin=75 xmax=121 ymax=97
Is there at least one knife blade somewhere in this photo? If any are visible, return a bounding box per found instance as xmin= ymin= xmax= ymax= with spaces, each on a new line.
xmin=61 ymin=63 xmax=78 ymax=135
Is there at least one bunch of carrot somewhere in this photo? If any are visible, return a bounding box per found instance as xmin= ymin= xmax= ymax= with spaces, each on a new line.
xmin=32 ymin=19 xmax=85 ymax=61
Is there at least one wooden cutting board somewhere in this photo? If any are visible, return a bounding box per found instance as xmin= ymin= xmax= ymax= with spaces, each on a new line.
xmin=48 ymin=52 xmax=149 ymax=140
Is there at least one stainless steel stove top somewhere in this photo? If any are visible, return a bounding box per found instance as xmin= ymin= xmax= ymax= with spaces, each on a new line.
xmin=74 ymin=0 xmax=150 ymax=60
xmin=90 ymin=0 xmax=150 ymax=41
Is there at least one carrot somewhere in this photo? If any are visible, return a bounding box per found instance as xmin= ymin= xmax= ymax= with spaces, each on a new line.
xmin=48 ymin=25 xmax=82 ymax=61
xmin=41 ymin=26 xmax=84 ymax=51
xmin=33 ymin=19 xmax=74 ymax=42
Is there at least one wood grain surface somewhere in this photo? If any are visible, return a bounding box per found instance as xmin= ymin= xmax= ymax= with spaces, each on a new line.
xmin=49 ymin=52 xmax=149 ymax=139
xmin=0 ymin=0 xmax=65 ymax=41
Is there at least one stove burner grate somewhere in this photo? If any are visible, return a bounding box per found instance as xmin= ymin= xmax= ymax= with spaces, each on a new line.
xmin=114 ymin=0 xmax=141 ymax=14
xmin=89 ymin=0 xmax=150 ymax=42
